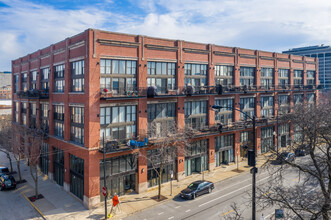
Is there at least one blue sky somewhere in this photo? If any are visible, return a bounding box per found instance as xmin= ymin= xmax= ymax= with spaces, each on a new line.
xmin=1 ymin=0 xmax=331 ymax=71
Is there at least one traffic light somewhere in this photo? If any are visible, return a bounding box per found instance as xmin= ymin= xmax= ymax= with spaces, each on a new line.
xmin=247 ymin=149 xmax=255 ymax=166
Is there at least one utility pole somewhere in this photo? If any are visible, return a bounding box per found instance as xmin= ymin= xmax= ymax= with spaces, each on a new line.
xmin=211 ymin=105 xmax=257 ymax=220
xmin=103 ymin=133 xmax=107 ymax=220
xmin=252 ymin=115 xmax=256 ymax=220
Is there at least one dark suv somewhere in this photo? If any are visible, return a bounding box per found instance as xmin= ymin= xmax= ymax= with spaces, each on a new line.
xmin=0 ymin=174 xmax=16 ymax=190
xmin=180 ymin=180 xmax=214 ymax=199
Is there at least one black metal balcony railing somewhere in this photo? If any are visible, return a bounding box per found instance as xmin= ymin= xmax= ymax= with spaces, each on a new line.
xmin=17 ymin=89 xmax=49 ymax=99
xmin=99 ymin=84 xmax=320 ymax=99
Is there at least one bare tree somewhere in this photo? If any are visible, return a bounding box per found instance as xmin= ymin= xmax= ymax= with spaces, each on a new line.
xmin=142 ymin=122 xmax=196 ymax=200
xmin=0 ymin=115 xmax=14 ymax=173
xmin=257 ymin=101 xmax=331 ymax=219
xmin=10 ymin=125 xmax=26 ymax=182
xmin=24 ymin=127 xmax=44 ymax=198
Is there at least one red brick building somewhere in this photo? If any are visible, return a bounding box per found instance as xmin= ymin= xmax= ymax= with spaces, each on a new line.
xmin=12 ymin=29 xmax=319 ymax=209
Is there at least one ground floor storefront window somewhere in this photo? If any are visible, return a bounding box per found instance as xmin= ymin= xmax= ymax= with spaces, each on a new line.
xmin=215 ymin=134 xmax=234 ymax=166
xmin=147 ymin=164 xmax=175 ymax=188
xmin=100 ymin=154 xmax=137 ymax=200
xmin=185 ymin=139 xmax=208 ymax=176
xmin=53 ymin=147 xmax=64 ymax=186
xmin=69 ymin=154 xmax=84 ymax=200
xmin=40 ymin=142 xmax=49 ymax=175
xmin=261 ymin=127 xmax=274 ymax=153
xmin=278 ymin=124 xmax=290 ymax=148
xmin=240 ymin=131 xmax=252 ymax=158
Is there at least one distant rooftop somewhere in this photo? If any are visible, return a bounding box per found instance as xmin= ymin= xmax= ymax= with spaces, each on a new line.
xmin=283 ymin=44 xmax=331 ymax=53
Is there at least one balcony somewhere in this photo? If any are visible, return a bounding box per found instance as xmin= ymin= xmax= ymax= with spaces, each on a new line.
xmin=100 ymin=86 xmax=140 ymax=99
xmin=99 ymin=138 xmax=148 ymax=154
xmin=17 ymin=89 xmax=49 ymax=99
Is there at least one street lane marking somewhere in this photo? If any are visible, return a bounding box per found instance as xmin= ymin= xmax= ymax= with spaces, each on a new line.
xmin=188 ymin=171 xmax=271 ymax=203
xmin=222 ymin=209 xmax=234 ymax=216
xmin=199 ymin=176 xmax=270 ymax=207
xmin=21 ymin=192 xmax=46 ymax=220
xmin=292 ymin=177 xmax=299 ymax=182
xmin=263 ymin=191 xmax=271 ymax=196
xmin=168 ymin=217 xmax=174 ymax=219
xmin=185 ymin=209 xmax=191 ymax=212
xmin=158 ymin=212 xmax=164 ymax=215
xmin=175 ymin=206 xmax=181 ymax=209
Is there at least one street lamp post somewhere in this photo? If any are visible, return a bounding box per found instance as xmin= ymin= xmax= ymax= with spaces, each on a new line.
xmin=212 ymin=105 xmax=257 ymax=220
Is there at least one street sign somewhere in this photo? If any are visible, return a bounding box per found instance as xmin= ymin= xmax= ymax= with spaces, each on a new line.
xmin=102 ymin=186 xmax=107 ymax=197
xmin=170 ymin=170 xmax=174 ymax=179
xmin=275 ymin=209 xmax=284 ymax=218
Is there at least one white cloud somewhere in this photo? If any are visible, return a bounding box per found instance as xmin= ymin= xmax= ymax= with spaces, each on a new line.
xmin=1 ymin=0 xmax=331 ymax=70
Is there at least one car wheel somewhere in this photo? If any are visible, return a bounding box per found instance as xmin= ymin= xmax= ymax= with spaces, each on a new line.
xmin=192 ymin=193 xmax=196 ymax=199
xmin=208 ymin=187 xmax=212 ymax=193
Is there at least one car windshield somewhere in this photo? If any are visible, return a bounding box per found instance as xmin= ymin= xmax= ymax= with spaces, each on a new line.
xmin=1 ymin=168 xmax=9 ymax=173
xmin=5 ymin=179 xmax=11 ymax=185
xmin=188 ymin=183 xmax=200 ymax=190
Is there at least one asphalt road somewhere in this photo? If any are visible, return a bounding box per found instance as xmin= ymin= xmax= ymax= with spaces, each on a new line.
xmin=0 ymin=152 xmax=41 ymax=220
xmin=125 ymin=158 xmax=307 ymax=220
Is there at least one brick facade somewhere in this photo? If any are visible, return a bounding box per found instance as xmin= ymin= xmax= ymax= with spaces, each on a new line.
xmin=12 ymin=29 xmax=319 ymax=209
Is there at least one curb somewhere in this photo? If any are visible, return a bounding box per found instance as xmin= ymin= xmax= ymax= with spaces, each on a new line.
xmin=21 ymin=192 xmax=46 ymax=220
xmin=123 ymin=157 xmax=268 ymax=218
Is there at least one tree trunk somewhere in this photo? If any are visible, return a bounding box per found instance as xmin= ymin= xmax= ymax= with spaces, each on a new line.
xmin=158 ymin=173 xmax=162 ymax=200
xmin=6 ymin=153 xmax=13 ymax=173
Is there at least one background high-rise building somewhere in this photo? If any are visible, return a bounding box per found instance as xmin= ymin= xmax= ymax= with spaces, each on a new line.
xmin=283 ymin=45 xmax=331 ymax=90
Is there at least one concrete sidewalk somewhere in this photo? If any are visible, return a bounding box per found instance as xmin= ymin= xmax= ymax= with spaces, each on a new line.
xmin=1 ymin=150 xmax=268 ymax=220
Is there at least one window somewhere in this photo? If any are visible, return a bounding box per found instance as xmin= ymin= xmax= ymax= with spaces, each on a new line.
xmin=185 ymin=63 xmax=208 ymax=90
xmin=240 ymin=67 xmax=255 ymax=87
xmin=54 ymin=105 xmax=64 ymax=138
xmin=100 ymin=105 xmax=137 ymax=142
xmin=293 ymin=94 xmax=303 ymax=105
xmin=30 ymin=70 xmax=37 ymax=90
xmin=260 ymin=68 xmax=273 ymax=89
xmin=306 ymin=93 xmax=315 ymax=104
xmin=215 ymin=134 xmax=234 ymax=166
xmin=278 ymin=69 xmax=289 ymax=88
xmin=147 ymin=62 xmax=176 ymax=93
xmin=21 ymin=73 xmax=28 ymax=92
xmin=215 ymin=65 xmax=233 ymax=87
xmin=70 ymin=107 xmax=84 ymax=145
xmin=184 ymin=100 xmax=207 ymax=130
xmin=261 ymin=127 xmax=274 ymax=153
xmin=54 ymin=64 xmax=65 ymax=92
xmin=71 ymin=60 xmax=85 ymax=92
xmin=29 ymin=103 xmax=37 ymax=128
xmin=100 ymin=59 xmax=137 ymax=95
xmin=278 ymin=95 xmax=290 ymax=115
xmin=14 ymin=75 xmax=19 ymax=93
xmin=41 ymin=68 xmax=49 ymax=92
xmin=69 ymin=154 xmax=84 ymax=200
xmin=21 ymin=102 xmax=27 ymax=125
xmin=147 ymin=103 xmax=176 ymax=137
xmin=186 ymin=139 xmax=208 ymax=157
xmin=14 ymin=102 xmax=19 ymax=123
xmin=307 ymin=71 xmax=315 ymax=86
xmin=40 ymin=103 xmax=49 ymax=132
xmin=239 ymin=97 xmax=255 ymax=119
xmin=215 ymin=134 xmax=234 ymax=152
xmin=214 ymin=99 xmax=233 ymax=125
xmin=261 ymin=96 xmax=274 ymax=117
xmin=293 ymin=70 xmax=303 ymax=88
